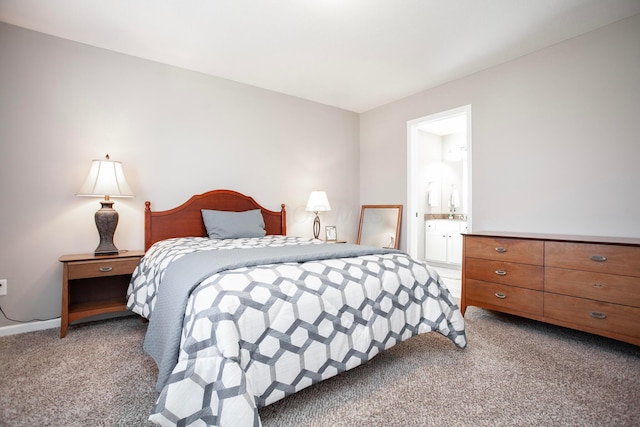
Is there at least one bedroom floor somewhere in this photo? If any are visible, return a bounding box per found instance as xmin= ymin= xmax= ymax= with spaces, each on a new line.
xmin=430 ymin=265 xmax=461 ymax=299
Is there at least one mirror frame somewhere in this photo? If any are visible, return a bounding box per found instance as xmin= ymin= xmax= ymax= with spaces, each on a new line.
xmin=356 ymin=205 xmax=403 ymax=249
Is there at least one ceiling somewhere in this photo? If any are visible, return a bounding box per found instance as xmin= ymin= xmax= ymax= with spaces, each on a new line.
xmin=1 ymin=0 xmax=639 ymax=113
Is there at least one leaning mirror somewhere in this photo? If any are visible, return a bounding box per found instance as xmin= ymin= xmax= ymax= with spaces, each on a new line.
xmin=356 ymin=205 xmax=403 ymax=249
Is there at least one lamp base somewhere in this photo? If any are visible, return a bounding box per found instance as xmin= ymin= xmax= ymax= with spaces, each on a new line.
xmin=94 ymin=199 xmax=119 ymax=256
xmin=313 ymin=213 xmax=321 ymax=239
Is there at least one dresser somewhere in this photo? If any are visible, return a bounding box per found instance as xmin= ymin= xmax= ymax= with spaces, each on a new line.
xmin=461 ymin=232 xmax=640 ymax=346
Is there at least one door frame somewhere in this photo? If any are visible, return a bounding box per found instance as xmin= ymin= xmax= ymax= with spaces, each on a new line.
xmin=406 ymin=105 xmax=472 ymax=259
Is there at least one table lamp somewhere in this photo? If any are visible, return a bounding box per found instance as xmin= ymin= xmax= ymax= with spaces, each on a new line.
xmin=305 ymin=191 xmax=331 ymax=239
xmin=77 ymin=154 xmax=134 ymax=255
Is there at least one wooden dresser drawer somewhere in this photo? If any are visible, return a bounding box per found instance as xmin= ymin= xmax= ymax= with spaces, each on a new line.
xmin=544 ymin=293 xmax=640 ymax=339
xmin=465 ymin=236 xmax=543 ymax=265
xmin=465 ymin=258 xmax=543 ymax=290
xmin=68 ymin=258 xmax=140 ymax=280
xmin=465 ymin=278 xmax=543 ymax=316
xmin=545 ymin=241 xmax=640 ymax=277
xmin=545 ymin=267 xmax=640 ymax=307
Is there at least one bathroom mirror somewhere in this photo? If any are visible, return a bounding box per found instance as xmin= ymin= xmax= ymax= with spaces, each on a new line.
xmin=356 ymin=205 xmax=403 ymax=249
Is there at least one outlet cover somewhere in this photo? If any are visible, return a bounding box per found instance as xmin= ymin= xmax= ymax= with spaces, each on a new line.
xmin=0 ymin=279 xmax=7 ymax=296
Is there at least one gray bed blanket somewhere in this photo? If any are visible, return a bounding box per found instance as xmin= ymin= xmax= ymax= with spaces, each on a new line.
xmin=143 ymin=243 xmax=398 ymax=391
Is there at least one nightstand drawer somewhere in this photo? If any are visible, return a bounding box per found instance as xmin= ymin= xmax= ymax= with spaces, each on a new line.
xmin=465 ymin=258 xmax=543 ymax=290
xmin=544 ymin=293 xmax=640 ymax=338
xmin=465 ymin=278 xmax=543 ymax=316
xmin=545 ymin=242 xmax=640 ymax=277
xmin=465 ymin=236 xmax=543 ymax=265
xmin=68 ymin=258 xmax=140 ymax=280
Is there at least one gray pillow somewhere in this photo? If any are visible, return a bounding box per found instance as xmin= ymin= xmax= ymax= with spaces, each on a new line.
xmin=201 ymin=209 xmax=266 ymax=239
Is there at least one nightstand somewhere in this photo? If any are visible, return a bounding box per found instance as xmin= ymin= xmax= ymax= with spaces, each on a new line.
xmin=58 ymin=250 xmax=144 ymax=338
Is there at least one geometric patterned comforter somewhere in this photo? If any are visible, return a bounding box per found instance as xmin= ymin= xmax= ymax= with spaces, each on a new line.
xmin=127 ymin=236 xmax=466 ymax=427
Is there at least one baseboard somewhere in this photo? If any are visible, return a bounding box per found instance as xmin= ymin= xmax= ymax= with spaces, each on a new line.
xmin=0 ymin=318 xmax=61 ymax=337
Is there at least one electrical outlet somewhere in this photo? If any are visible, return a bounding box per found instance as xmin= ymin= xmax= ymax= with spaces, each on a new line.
xmin=0 ymin=279 xmax=7 ymax=296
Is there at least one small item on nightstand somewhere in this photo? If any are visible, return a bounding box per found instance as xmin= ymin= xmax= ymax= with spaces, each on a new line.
xmin=325 ymin=225 xmax=338 ymax=242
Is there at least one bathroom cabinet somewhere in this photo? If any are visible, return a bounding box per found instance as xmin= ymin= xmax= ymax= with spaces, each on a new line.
xmin=425 ymin=220 xmax=467 ymax=265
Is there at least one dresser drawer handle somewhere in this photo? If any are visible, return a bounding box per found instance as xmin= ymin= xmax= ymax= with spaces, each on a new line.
xmin=494 ymin=292 xmax=507 ymax=299
xmin=495 ymin=247 xmax=508 ymax=253
xmin=495 ymin=269 xmax=507 ymax=276
xmin=592 ymin=283 xmax=604 ymax=288
xmin=589 ymin=255 xmax=607 ymax=262
xmin=99 ymin=266 xmax=113 ymax=273
xmin=589 ymin=311 xmax=606 ymax=320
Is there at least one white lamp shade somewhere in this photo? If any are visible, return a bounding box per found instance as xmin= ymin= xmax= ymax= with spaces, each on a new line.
xmin=77 ymin=157 xmax=134 ymax=197
xmin=305 ymin=191 xmax=331 ymax=212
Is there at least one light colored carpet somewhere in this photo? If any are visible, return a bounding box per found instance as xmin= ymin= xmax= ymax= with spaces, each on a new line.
xmin=1 ymin=307 xmax=638 ymax=426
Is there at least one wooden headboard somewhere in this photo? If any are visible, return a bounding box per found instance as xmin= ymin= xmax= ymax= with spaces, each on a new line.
xmin=144 ymin=189 xmax=287 ymax=250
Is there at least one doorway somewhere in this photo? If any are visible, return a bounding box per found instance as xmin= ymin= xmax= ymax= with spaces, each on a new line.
xmin=406 ymin=105 xmax=472 ymax=263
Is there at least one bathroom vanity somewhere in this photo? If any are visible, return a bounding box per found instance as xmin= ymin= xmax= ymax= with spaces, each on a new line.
xmin=425 ymin=218 xmax=468 ymax=265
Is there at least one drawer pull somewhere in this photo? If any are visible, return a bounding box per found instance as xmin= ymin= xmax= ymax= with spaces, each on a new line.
xmin=495 ymin=247 xmax=508 ymax=253
xmin=99 ymin=266 xmax=113 ymax=272
xmin=592 ymin=283 xmax=604 ymax=288
xmin=589 ymin=255 xmax=607 ymax=262
xmin=494 ymin=292 xmax=507 ymax=299
xmin=589 ymin=311 xmax=606 ymax=320
xmin=495 ymin=269 xmax=507 ymax=276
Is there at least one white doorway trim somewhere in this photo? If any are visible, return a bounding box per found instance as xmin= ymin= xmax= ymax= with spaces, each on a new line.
xmin=406 ymin=105 xmax=472 ymax=259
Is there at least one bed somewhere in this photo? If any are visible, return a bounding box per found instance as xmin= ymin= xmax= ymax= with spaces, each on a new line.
xmin=126 ymin=189 xmax=466 ymax=427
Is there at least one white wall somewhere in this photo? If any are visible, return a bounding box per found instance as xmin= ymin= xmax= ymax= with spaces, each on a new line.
xmin=413 ymin=130 xmax=440 ymax=260
xmin=419 ymin=130 xmax=443 ymax=215
xmin=0 ymin=23 xmax=360 ymax=327
xmin=361 ymin=14 xmax=640 ymax=248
